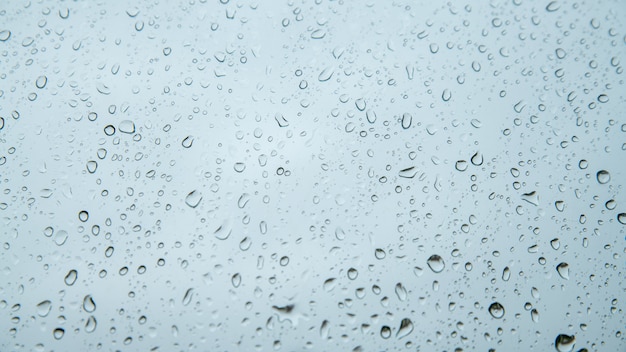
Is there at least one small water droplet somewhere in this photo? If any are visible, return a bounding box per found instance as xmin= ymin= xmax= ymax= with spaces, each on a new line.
xmin=182 ymin=288 xmax=193 ymax=306
xmin=54 ymin=230 xmax=68 ymax=246
xmin=35 ymin=75 xmax=48 ymax=89
xmin=78 ymin=210 xmax=89 ymax=222
xmin=442 ymin=89 xmax=451 ymax=101
xmin=455 ymin=160 xmax=468 ymax=172
xmin=311 ymin=29 xmax=326 ymax=39
xmin=531 ymin=308 xmax=539 ymax=323
xmin=427 ymin=255 xmax=445 ymax=273
xmin=234 ymin=162 xmax=246 ymax=173
xmin=320 ymin=320 xmax=330 ymax=339
xmin=347 ymin=268 xmax=358 ymax=280
xmin=374 ymin=248 xmax=386 ymax=259
xmin=214 ymin=220 xmax=232 ymax=240
xmin=618 ymin=213 xmax=626 ymax=225
xmin=401 ymin=113 xmax=412 ymax=129
xmin=323 ymin=278 xmax=336 ymax=292
xmin=546 ymin=1 xmax=560 ymax=12
xmin=274 ymin=113 xmax=289 ymax=127
xmin=488 ymin=302 xmax=505 ymax=319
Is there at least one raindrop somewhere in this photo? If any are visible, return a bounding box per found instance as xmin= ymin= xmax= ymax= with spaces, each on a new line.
xmin=85 ymin=316 xmax=97 ymax=333
xmin=214 ymin=220 xmax=232 ymax=240
xmin=347 ymin=268 xmax=358 ymax=280
xmin=531 ymin=308 xmax=539 ymax=323
xmin=427 ymin=255 xmax=445 ymax=273
xmin=0 ymin=30 xmax=11 ymax=41
xmin=320 ymin=320 xmax=330 ymax=339
xmin=617 ymin=213 xmax=626 ymax=225
xmin=396 ymin=318 xmax=413 ymax=339
xmin=380 ymin=326 xmax=392 ymax=339
xmin=118 ymin=120 xmax=135 ymax=134
xmin=395 ymin=283 xmax=408 ymax=301
xmin=470 ymin=152 xmax=483 ymax=166
xmin=442 ymin=89 xmax=451 ymax=102
xmin=83 ymin=295 xmax=96 ymax=313
xmin=374 ymin=248 xmax=386 ymax=259
xmin=181 ymin=136 xmax=194 ymax=148
xmin=366 ymin=110 xmax=377 ymax=123
xmin=546 ymin=1 xmax=560 ymax=12
xmin=323 ymin=278 xmax=336 ymax=292
xmin=182 ymin=288 xmax=193 ymax=306
xmin=488 ymin=302 xmax=505 ymax=319
xmin=318 ymin=67 xmax=334 ymax=82
xmin=311 ymin=29 xmax=326 ymax=39
xmin=274 ymin=113 xmax=289 ymax=127
xmin=556 ymin=262 xmax=569 ymax=280
xmin=35 ymin=75 xmax=48 ymax=89
xmin=78 ymin=210 xmax=89 ymax=222
xmin=455 ymin=160 xmax=468 ymax=171
xmin=36 ymin=300 xmax=52 ymax=317
xmin=53 ymin=328 xmax=65 ymax=340
xmin=596 ymin=170 xmax=610 ymax=184
xmin=401 ymin=113 xmax=412 ymax=129
xmin=231 ymin=273 xmax=242 ymax=288
xmin=555 ymin=334 xmax=575 ymax=352
xmin=334 ymin=227 xmax=345 ymax=240
xmin=234 ymin=162 xmax=246 ymax=173
xmin=86 ymin=160 xmax=98 ymax=174
xmin=54 ymin=230 xmax=68 ymax=246
xmin=185 ymin=190 xmax=202 ymax=208
xmin=64 ymin=269 xmax=78 ymax=286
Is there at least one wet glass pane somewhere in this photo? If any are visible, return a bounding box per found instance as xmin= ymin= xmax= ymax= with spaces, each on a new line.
xmin=0 ymin=1 xmax=624 ymax=351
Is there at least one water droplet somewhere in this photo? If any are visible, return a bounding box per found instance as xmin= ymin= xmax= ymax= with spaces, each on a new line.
xmin=54 ymin=230 xmax=68 ymax=246
xmin=279 ymin=256 xmax=289 ymax=266
xmin=398 ymin=166 xmax=417 ymax=179
xmin=82 ymin=295 xmax=96 ymax=313
xmin=380 ymin=325 xmax=391 ymax=339
xmin=366 ymin=109 xmax=377 ymax=123
xmin=185 ymin=190 xmax=202 ymax=208
xmin=214 ymin=220 xmax=232 ymax=240
xmin=555 ymin=334 xmax=575 ymax=352
xmin=618 ymin=213 xmax=626 ymax=225
xmin=427 ymin=255 xmax=445 ymax=273
xmin=556 ymin=262 xmax=569 ymax=280
xmin=355 ymin=98 xmax=366 ymax=111
xmin=401 ymin=113 xmax=412 ymax=129
xmin=311 ymin=29 xmax=326 ymax=39
xmin=274 ymin=113 xmax=289 ymax=127
xmin=182 ymin=288 xmax=193 ymax=306
xmin=455 ymin=160 xmax=468 ymax=172
xmin=396 ymin=318 xmax=413 ymax=339
xmin=118 ymin=120 xmax=135 ymax=134
xmin=546 ymin=1 xmax=560 ymax=12
xmin=550 ymin=238 xmax=561 ymax=250
xmin=85 ymin=316 xmax=97 ymax=333
xmin=596 ymin=170 xmax=610 ymax=184
xmin=234 ymin=162 xmax=246 ymax=173
xmin=442 ymin=89 xmax=451 ymax=102
xmin=334 ymin=227 xmax=345 ymax=240
xmin=103 ymin=125 xmax=116 ymax=136
xmin=395 ymin=283 xmax=407 ymax=301
xmin=521 ymin=191 xmax=539 ymax=206
xmin=0 ymin=30 xmax=11 ymax=41
xmin=36 ymin=300 xmax=52 ymax=317
xmin=320 ymin=320 xmax=330 ymax=339
xmin=531 ymin=308 xmax=539 ymax=323
xmin=53 ymin=328 xmax=65 ymax=340
xmin=488 ymin=302 xmax=505 ymax=319
xmin=181 ymin=136 xmax=194 ymax=148
xmin=323 ymin=278 xmax=336 ymax=292
xmin=64 ymin=269 xmax=78 ymax=286
xmin=347 ymin=268 xmax=358 ymax=280
xmin=78 ymin=210 xmax=89 ymax=222
xmin=86 ymin=160 xmax=98 ymax=174
xmin=231 ymin=273 xmax=242 ymax=288
xmin=502 ymin=267 xmax=511 ymax=281
xmin=35 ymin=75 xmax=48 ymax=89
xmin=318 ymin=67 xmax=334 ymax=82
xmin=374 ymin=248 xmax=386 ymax=259
xmin=470 ymin=152 xmax=483 ymax=166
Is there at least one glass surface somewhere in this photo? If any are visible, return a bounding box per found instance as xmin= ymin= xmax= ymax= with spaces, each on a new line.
xmin=0 ymin=1 xmax=624 ymax=351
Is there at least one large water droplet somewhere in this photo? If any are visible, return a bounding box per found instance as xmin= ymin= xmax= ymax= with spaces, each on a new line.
xmin=596 ymin=170 xmax=610 ymax=184
xmin=214 ymin=220 xmax=232 ymax=240
xmin=427 ymin=255 xmax=445 ymax=273
xmin=36 ymin=300 xmax=52 ymax=317
xmin=85 ymin=316 xmax=97 ymax=333
xmin=318 ymin=67 xmax=334 ymax=82
xmin=53 ymin=328 xmax=65 ymax=340
xmin=185 ymin=190 xmax=202 ymax=208
xmin=618 ymin=213 xmax=626 ymax=225
xmin=401 ymin=113 xmax=412 ymax=129
xmin=556 ymin=262 xmax=569 ymax=280
xmin=118 ymin=120 xmax=135 ymax=134
xmin=231 ymin=273 xmax=242 ymax=288
xmin=555 ymin=334 xmax=575 ymax=352
xmin=83 ymin=295 xmax=96 ymax=313
xmin=488 ymin=302 xmax=505 ymax=319
xmin=64 ymin=269 xmax=78 ymax=286
xmin=395 ymin=283 xmax=407 ymax=301
xmin=396 ymin=318 xmax=413 ymax=339
xmin=380 ymin=325 xmax=391 ymax=339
